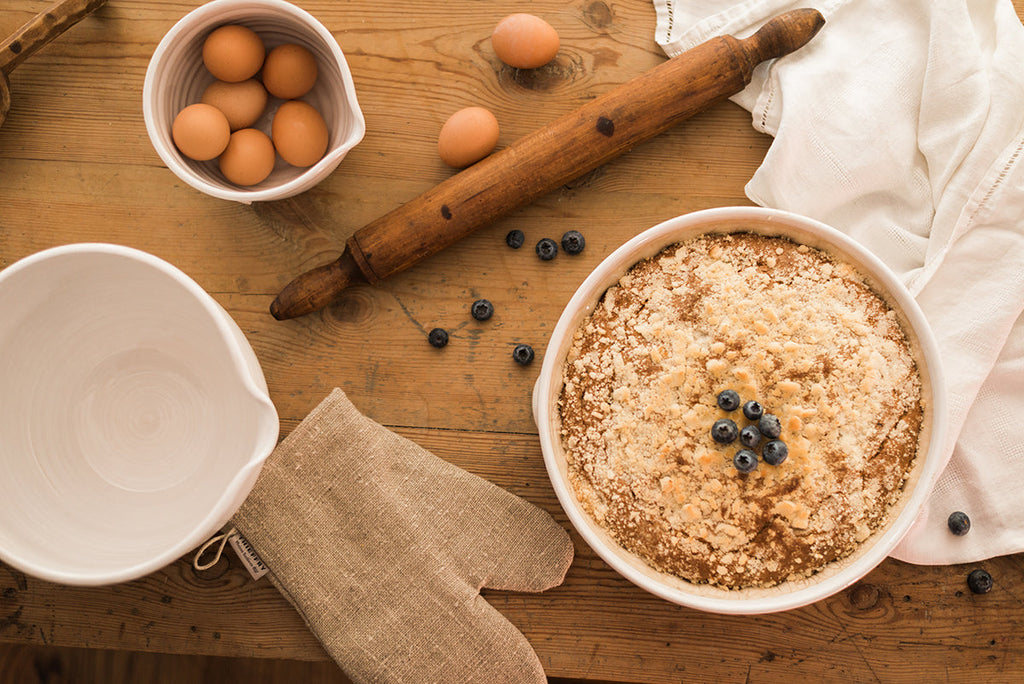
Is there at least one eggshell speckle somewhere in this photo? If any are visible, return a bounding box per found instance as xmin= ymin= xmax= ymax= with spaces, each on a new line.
xmin=201 ymin=79 xmax=268 ymax=131
xmin=491 ymin=14 xmax=560 ymax=69
xmin=262 ymin=43 xmax=319 ymax=100
xmin=202 ymin=25 xmax=265 ymax=83
xmin=271 ymin=100 xmax=329 ymax=167
xmin=171 ymin=103 xmax=231 ymax=161
xmin=219 ymin=128 xmax=277 ymax=186
xmin=437 ymin=106 xmax=500 ymax=168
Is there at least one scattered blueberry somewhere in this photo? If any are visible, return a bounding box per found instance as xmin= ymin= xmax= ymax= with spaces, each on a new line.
xmin=717 ymin=389 xmax=741 ymax=412
xmin=758 ymin=413 xmax=782 ymax=439
xmin=560 ymin=230 xmax=586 ymax=255
xmin=512 ymin=343 xmax=535 ymax=365
xmin=471 ymin=299 xmax=494 ymax=321
xmin=734 ymin=449 xmax=758 ymax=474
xmin=711 ymin=419 xmax=739 ymax=444
xmin=739 ymin=425 xmax=761 ymax=449
xmin=742 ymin=400 xmax=764 ymax=421
xmin=967 ymin=568 xmax=993 ymax=594
xmin=762 ymin=440 xmax=789 ymax=466
xmin=427 ymin=328 xmax=449 ymax=348
xmin=505 ymin=229 xmax=525 ymax=249
xmin=947 ymin=511 xmax=971 ymax=536
xmin=536 ymin=238 xmax=558 ymax=261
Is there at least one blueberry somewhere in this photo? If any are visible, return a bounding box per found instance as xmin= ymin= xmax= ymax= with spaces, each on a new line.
xmin=505 ymin=229 xmax=525 ymax=249
xmin=734 ymin=449 xmax=758 ymax=474
xmin=536 ymin=238 xmax=558 ymax=261
xmin=427 ymin=328 xmax=449 ymax=348
xmin=512 ymin=343 xmax=535 ymax=365
xmin=711 ymin=419 xmax=738 ymax=444
xmin=762 ymin=440 xmax=788 ymax=466
xmin=967 ymin=568 xmax=993 ymax=594
xmin=471 ymin=299 xmax=494 ymax=321
xmin=717 ymin=389 xmax=741 ymax=412
xmin=947 ymin=511 xmax=971 ymax=536
xmin=758 ymin=413 xmax=782 ymax=439
xmin=560 ymin=230 xmax=586 ymax=255
xmin=739 ymin=425 xmax=761 ymax=449
xmin=742 ymin=400 xmax=764 ymax=421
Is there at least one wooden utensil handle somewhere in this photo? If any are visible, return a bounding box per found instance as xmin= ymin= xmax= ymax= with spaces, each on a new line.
xmin=0 ymin=0 xmax=106 ymax=75
xmin=271 ymin=8 xmax=825 ymax=320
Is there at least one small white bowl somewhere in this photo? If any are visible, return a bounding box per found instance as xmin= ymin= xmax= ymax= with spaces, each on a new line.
xmin=0 ymin=244 xmax=279 ymax=585
xmin=533 ymin=206 xmax=948 ymax=614
xmin=143 ymin=0 xmax=365 ymax=203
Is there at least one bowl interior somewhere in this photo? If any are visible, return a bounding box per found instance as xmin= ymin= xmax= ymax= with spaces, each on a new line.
xmin=0 ymin=245 xmax=278 ymax=584
xmin=534 ymin=207 xmax=946 ymax=614
xmin=143 ymin=0 xmax=365 ymax=202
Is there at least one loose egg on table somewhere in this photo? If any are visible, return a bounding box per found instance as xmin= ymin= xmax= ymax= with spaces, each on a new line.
xmin=437 ymin=106 xmax=500 ymax=168
xmin=491 ymin=14 xmax=560 ymax=69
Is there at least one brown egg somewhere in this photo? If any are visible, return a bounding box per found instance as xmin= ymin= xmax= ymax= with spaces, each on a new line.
xmin=171 ymin=103 xmax=231 ymax=161
xmin=437 ymin=106 xmax=499 ymax=168
xmin=218 ymin=128 xmax=276 ymax=186
xmin=262 ymin=43 xmax=318 ymax=100
xmin=491 ymin=14 xmax=560 ymax=69
xmin=202 ymin=25 xmax=265 ymax=83
xmin=271 ymin=100 xmax=329 ymax=167
xmin=201 ymin=79 xmax=268 ymax=131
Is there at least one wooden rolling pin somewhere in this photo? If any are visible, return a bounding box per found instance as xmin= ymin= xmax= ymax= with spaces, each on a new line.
xmin=270 ymin=8 xmax=825 ymax=320
xmin=0 ymin=0 xmax=107 ymax=129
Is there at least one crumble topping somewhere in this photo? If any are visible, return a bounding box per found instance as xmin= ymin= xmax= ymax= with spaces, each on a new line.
xmin=558 ymin=232 xmax=923 ymax=589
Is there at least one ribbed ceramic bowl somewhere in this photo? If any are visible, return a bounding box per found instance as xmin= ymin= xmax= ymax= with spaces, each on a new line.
xmin=533 ymin=206 xmax=947 ymax=614
xmin=143 ymin=0 xmax=365 ymax=203
xmin=0 ymin=244 xmax=279 ymax=585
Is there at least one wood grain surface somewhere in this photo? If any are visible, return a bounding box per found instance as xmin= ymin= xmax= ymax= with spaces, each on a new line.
xmin=0 ymin=1 xmax=1022 ymax=682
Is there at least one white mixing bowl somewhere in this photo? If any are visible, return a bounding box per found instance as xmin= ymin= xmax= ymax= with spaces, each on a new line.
xmin=533 ymin=206 xmax=948 ymax=614
xmin=0 ymin=244 xmax=279 ymax=585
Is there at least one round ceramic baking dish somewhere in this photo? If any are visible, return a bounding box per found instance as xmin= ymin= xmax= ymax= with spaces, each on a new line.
xmin=533 ymin=206 xmax=948 ymax=614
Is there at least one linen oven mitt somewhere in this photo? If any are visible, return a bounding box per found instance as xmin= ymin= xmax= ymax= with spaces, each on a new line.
xmin=229 ymin=388 xmax=574 ymax=684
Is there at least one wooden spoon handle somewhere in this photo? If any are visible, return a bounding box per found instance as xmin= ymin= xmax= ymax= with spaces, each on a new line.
xmin=271 ymin=8 xmax=825 ymax=320
xmin=0 ymin=0 xmax=106 ymax=75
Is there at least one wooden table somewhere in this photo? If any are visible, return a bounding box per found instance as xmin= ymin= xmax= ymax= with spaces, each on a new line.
xmin=1 ymin=1 xmax=1022 ymax=682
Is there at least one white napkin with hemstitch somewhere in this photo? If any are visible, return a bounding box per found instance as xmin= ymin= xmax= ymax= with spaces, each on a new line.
xmin=652 ymin=0 xmax=1024 ymax=564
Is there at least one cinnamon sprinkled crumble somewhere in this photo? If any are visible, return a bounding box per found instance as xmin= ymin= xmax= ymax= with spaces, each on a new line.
xmin=558 ymin=233 xmax=922 ymax=588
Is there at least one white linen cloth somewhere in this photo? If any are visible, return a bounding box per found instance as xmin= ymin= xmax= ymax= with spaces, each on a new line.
xmin=653 ymin=0 xmax=1024 ymax=564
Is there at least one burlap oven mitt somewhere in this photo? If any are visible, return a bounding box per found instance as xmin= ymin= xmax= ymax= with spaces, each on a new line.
xmin=229 ymin=388 xmax=574 ymax=683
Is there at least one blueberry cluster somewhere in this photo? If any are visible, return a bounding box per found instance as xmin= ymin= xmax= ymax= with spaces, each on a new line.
xmin=711 ymin=389 xmax=788 ymax=473
xmin=506 ymin=230 xmax=586 ymax=259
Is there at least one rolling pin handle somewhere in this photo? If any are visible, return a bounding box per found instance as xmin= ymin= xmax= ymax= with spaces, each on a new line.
xmin=735 ymin=8 xmax=825 ymax=68
xmin=270 ymin=249 xmax=366 ymax=320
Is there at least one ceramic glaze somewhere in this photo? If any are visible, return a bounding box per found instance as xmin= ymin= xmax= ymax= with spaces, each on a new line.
xmin=0 ymin=244 xmax=279 ymax=585
xmin=142 ymin=0 xmax=365 ymax=203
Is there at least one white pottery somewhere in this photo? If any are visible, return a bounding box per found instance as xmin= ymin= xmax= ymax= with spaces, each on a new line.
xmin=143 ymin=0 xmax=365 ymax=203
xmin=0 ymin=243 xmax=279 ymax=585
xmin=533 ymin=206 xmax=948 ymax=614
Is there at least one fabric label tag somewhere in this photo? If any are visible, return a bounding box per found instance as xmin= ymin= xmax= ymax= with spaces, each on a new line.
xmin=228 ymin=530 xmax=269 ymax=580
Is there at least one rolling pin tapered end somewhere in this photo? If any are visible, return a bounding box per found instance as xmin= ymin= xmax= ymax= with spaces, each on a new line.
xmin=270 ymin=249 xmax=367 ymax=320
xmin=740 ymin=8 xmax=826 ymax=65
